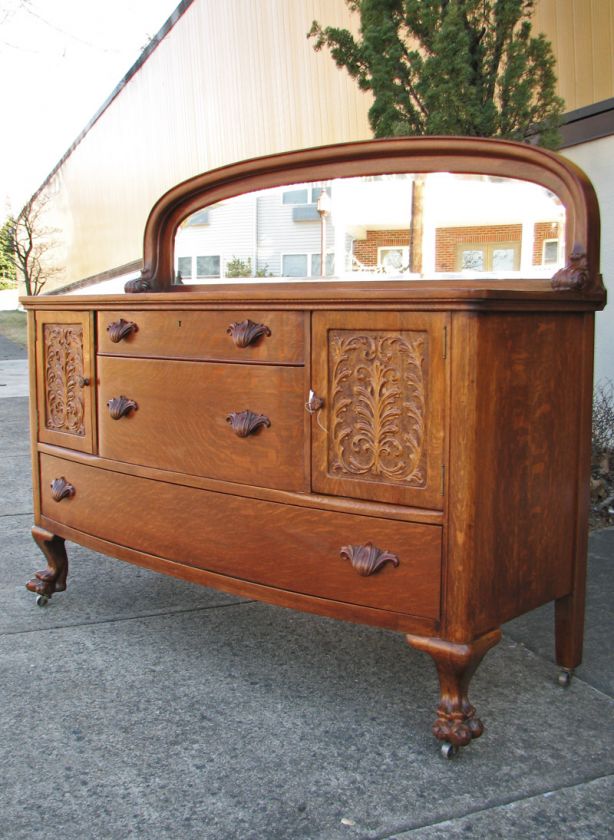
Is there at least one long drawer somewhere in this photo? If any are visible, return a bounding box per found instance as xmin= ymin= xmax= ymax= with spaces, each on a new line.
xmin=97 ymin=355 xmax=308 ymax=492
xmin=40 ymin=454 xmax=442 ymax=619
xmin=97 ymin=310 xmax=305 ymax=364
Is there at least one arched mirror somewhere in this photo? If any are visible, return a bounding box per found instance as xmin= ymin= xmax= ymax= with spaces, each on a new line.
xmin=173 ymin=172 xmax=565 ymax=284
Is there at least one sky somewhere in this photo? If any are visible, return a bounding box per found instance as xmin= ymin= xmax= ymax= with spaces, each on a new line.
xmin=0 ymin=0 xmax=181 ymax=215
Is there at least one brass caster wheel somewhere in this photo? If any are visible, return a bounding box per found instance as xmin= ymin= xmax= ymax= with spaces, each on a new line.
xmin=440 ymin=742 xmax=459 ymax=759
xmin=558 ymin=668 xmax=573 ymax=688
xmin=36 ymin=594 xmax=49 ymax=608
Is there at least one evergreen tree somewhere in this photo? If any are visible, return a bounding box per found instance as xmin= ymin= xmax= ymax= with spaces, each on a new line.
xmin=308 ymin=0 xmax=564 ymax=148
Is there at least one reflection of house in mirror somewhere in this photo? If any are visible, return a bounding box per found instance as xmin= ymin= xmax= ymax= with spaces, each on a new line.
xmin=174 ymin=174 xmax=565 ymax=281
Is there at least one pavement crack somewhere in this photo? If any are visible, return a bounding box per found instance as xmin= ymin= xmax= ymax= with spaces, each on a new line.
xmin=372 ymin=773 xmax=614 ymax=839
xmin=0 ymin=511 xmax=33 ymax=518
xmin=0 ymin=599 xmax=257 ymax=636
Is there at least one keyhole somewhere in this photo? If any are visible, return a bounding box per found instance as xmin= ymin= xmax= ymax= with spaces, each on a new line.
xmin=178 ymin=320 xmax=182 ymax=327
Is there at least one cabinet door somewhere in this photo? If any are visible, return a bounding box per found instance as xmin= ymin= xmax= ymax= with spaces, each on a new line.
xmin=35 ymin=311 xmax=96 ymax=454
xmin=311 ymin=311 xmax=447 ymax=509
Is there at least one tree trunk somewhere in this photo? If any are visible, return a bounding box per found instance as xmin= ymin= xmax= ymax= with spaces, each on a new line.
xmin=410 ymin=175 xmax=425 ymax=274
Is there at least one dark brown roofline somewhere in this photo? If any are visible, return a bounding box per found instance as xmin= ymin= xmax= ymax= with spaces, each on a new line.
xmin=559 ymin=97 xmax=614 ymax=148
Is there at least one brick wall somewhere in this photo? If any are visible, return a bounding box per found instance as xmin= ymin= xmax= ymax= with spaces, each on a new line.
xmin=435 ymin=224 xmax=522 ymax=272
xmin=354 ymin=223 xmax=562 ymax=271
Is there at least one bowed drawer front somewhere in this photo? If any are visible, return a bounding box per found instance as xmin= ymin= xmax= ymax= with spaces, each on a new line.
xmin=39 ymin=454 xmax=442 ymax=620
xmin=97 ymin=355 xmax=308 ymax=492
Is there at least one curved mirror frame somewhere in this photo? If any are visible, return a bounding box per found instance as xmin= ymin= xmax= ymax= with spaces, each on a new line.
xmin=127 ymin=137 xmax=604 ymax=298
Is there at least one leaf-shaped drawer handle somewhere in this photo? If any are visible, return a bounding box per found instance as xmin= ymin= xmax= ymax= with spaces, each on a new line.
xmin=227 ymin=319 xmax=271 ymax=348
xmin=340 ymin=542 xmax=400 ymax=576
xmin=226 ymin=410 xmax=271 ymax=437
xmin=50 ymin=477 xmax=75 ymax=502
xmin=107 ymin=318 xmax=138 ymax=343
xmin=107 ymin=395 xmax=138 ymax=419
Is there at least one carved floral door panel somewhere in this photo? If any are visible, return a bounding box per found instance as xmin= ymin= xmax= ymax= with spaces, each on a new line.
xmin=311 ymin=312 xmax=447 ymax=509
xmin=35 ymin=311 xmax=96 ymax=454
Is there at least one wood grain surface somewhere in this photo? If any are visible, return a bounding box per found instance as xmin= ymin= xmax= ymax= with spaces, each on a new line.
xmin=97 ymin=355 xmax=308 ymax=492
xmin=40 ymin=453 xmax=442 ymax=620
xmin=97 ymin=310 xmax=305 ymax=364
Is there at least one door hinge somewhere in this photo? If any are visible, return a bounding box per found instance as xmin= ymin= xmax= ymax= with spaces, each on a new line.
xmin=443 ymin=325 xmax=448 ymax=359
xmin=440 ymin=464 xmax=445 ymax=496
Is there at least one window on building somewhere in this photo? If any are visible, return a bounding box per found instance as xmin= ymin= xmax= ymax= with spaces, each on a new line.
xmin=311 ymin=253 xmax=335 ymax=277
xmin=196 ymin=255 xmax=221 ymax=277
xmin=185 ymin=209 xmax=210 ymax=226
xmin=282 ymin=254 xmax=308 ymax=276
xmin=378 ymin=246 xmax=409 ymax=272
xmin=456 ymin=242 xmax=520 ymax=271
xmin=177 ymin=256 xmax=192 ymax=278
xmin=282 ymin=189 xmax=309 ymax=205
xmin=542 ymin=239 xmax=559 ymax=264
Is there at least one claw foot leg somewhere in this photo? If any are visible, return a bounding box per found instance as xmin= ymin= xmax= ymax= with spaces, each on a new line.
xmin=406 ymin=629 xmax=501 ymax=752
xmin=26 ymin=526 xmax=68 ymax=603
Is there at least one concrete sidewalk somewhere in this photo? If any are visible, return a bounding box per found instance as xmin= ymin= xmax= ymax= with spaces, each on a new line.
xmin=1 ymin=340 xmax=613 ymax=840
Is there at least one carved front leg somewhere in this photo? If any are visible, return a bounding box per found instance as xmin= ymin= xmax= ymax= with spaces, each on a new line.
xmin=406 ymin=629 xmax=501 ymax=753
xmin=26 ymin=526 xmax=69 ymax=603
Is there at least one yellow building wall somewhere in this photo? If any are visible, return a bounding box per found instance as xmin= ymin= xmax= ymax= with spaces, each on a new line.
xmin=533 ymin=0 xmax=614 ymax=110
xmin=39 ymin=0 xmax=614 ymax=290
xmin=42 ymin=0 xmax=372 ymax=289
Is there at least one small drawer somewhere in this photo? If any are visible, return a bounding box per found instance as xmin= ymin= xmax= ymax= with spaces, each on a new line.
xmin=40 ymin=454 xmax=442 ymax=620
xmin=97 ymin=310 xmax=305 ymax=364
xmin=97 ymin=355 xmax=307 ymax=492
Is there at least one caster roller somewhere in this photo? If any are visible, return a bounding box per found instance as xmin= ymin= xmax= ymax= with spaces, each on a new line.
xmin=440 ymin=742 xmax=459 ymax=759
xmin=36 ymin=594 xmax=49 ymax=608
xmin=558 ymin=668 xmax=573 ymax=688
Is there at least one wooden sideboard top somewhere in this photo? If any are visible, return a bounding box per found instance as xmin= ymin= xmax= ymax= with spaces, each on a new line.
xmin=20 ymin=278 xmax=605 ymax=312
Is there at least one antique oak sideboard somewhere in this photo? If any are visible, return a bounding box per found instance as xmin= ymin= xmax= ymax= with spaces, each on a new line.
xmin=22 ymin=138 xmax=606 ymax=757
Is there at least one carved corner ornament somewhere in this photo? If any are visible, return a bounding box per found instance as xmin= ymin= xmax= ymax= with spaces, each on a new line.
xmin=107 ymin=395 xmax=138 ymax=419
xmin=226 ymin=410 xmax=271 ymax=437
xmin=552 ymin=245 xmax=589 ymax=291
xmin=107 ymin=318 xmax=138 ymax=343
xmin=227 ymin=319 xmax=271 ymax=348
xmin=50 ymin=477 xmax=75 ymax=502
xmin=124 ymin=270 xmax=152 ymax=293
xmin=340 ymin=542 xmax=400 ymax=577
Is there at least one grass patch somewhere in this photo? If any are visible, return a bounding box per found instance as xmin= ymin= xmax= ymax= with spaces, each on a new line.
xmin=0 ymin=311 xmax=27 ymax=347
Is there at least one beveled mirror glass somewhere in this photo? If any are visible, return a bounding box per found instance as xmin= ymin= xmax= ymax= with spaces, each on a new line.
xmin=173 ymin=172 xmax=565 ymax=284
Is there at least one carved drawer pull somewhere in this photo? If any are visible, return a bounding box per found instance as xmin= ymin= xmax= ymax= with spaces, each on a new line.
xmin=107 ymin=318 xmax=138 ymax=343
xmin=107 ymin=395 xmax=138 ymax=419
xmin=227 ymin=319 xmax=271 ymax=348
xmin=50 ymin=477 xmax=75 ymax=502
xmin=226 ymin=410 xmax=271 ymax=437
xmin=340 ymin=542 xmax=400 ymax=577
xmin=77 ymin=376 xmax=90 ymax=387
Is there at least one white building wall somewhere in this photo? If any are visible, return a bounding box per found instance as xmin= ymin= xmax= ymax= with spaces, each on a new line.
xmin=563 ymin=137 xmax=614 ymax=385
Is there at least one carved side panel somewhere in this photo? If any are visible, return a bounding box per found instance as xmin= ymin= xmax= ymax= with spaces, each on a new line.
xmin=43 ymin=324 xmax=86 ymax=437
xmin=328 ymin=330 xmax=427 ymax=487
